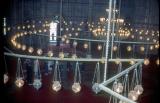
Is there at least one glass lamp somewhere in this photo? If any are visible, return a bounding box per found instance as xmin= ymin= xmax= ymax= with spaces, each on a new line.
xmin=72 ymin=82 xmax=81 ymax=93
xmin=52 ymin=81 xmax=61 ymax=92
xmin=128 ymin=90 xmax=138 ymax=101
xmin=15 ymin=78 xmax=24 ymax=88
xmin=134 ymin=85 xmax=143 ymax=95
xmin=33 ymin=79 xmax=42 ymax=90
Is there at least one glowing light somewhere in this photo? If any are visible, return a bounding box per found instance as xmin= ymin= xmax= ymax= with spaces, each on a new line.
xmin=17 ymin=44 xmax=21 ymax=49
xmin=149 ymin=45 xmax=154 ymax=50
xmin=134 ymin=85 xmax=144 ymax=95
xmin=21 ymin=45 xmax=26 ymax=51
xmin=156 ymin=59 xmax=159 ymax=65
xmin=97 ymin=45 xmax=102 ymax=50
xmin=65 ymin=39 xmax=70 ymax=44
xmin=15 ymin=78 xmax=24 ymax=88
xmin=28 ymin=47 xmax=34 ymax=53
xmin=92 ymin=83 xmax=101 ymax=94
xmin=37 ymin=49 xmax=43 ymax=55
xmin=144 ymin=58 xmax=150 ymax=65
xmin=33 ymin=79 xmax=42 ymax=90
xmin=140 ymin=46 xmax=145 ymax=52
xmin=127 ymin=46 xmax=132 ymax=52
xmin=128 ymin=90 xmax=138 ymax=101
xmin=113 ymin=82 xmax=123 ymax=93
xmin=73 ymin=41 xmax=78 ymax=47
xmin=61 ymin=37 xmax=65 ymax=42
xmin=113 ymin=45 xmax=118 ymax=51
xmin=59 ymin=52 xmax=64 ymax=59
xmin=52 ymin=81 xmax=61 ymax=92
xmin=48 ymin=51 xmax=53 ymax=57
xmin=4 ymin=74 xmax=9 ymax=84
xmin=115 ymin=58 xmax=121 ymax=65
xmin=130 ymin=60 xmax=135 ymax=65
xmin=72 ymin=82 xmax=81 ymax=93
xmin=84 ymin=43 xmax=88 ymax=49
xmin=100 ymin=17 xmax=105 ymax=22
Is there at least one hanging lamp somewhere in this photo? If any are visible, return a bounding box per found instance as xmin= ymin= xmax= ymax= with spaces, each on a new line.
xmin=72 ymin=62 xmax=81 ymax=93
xmin=52 ymin=61 xmax=62 ymax=92
xmin=33 ymin=59 xmax=42 ymax=90
xmin=15 ymin=58 xmax=24 ymax=88
xmin=92 ymin=62 xmax=101 ymax=94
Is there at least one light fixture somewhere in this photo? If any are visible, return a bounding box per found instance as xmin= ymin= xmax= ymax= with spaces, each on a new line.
xmin=15 ymin=58 xmax=24 ymax=88
xmin=84 ymin=43 xmax=88 ymax=49
xmin=97 ymin=44 xmax=102 ymax=50
xmin=28 ymin=47 xmax=34 ymax=53
xmin=52 ymin=81 xmax=61 ymax=92
xmin=73 ymin=41 xmax=78 ymax=47
xmin=65 ymin=39 xmax=70 ymax=44
xmin=72 ymin=62 xmax=81 ymax=93
xmin=113 ymin=45 xmax=118 ymax=51
xmin=113 ymin=82 xmax=123 ymax=93
xmin=15 ymin=78 xmax=24 ymax=88
xmin=140 ymin=46 xmax=145 ymax=52
xmin=48 ymin=51 xmax=53 ymax=57
xmin=92 ymin=83 xmax=101 ymax=94
xmin=17 ymin=43 xmax=21 ymax=49
xmin=59 ymin=52 xmax=64 ymax=59
xmin=144 ymin=58 xmax=150 ymax=65
xmin=4 ymin=74 xmax=9 ymax=84
xmin=52 ymin=61 xmax=61 ymax=92
xmin=33 ymin=59 xmax=42 ymax=90
xmin=72 ymin=82 xmax=81 ymax=93
xmin=156 ymin=59 xmax=159 ymax=65
xmin=21 ymin=45 xmax=26 ymax=51
xmin=128 ymin=90 xmax=138 ymax=101
xmin=130 ymin=60 xmax=135 ymax=65
xmin=37 ymin=49 xmax=43 ymax=55
xmin=92 ymin=62 xmax=101 ymax=94
xmin=33 ymin=79 xmax=42 ymax=90
xmin=127 ymin=46 xmax=132 ymax=52
xmin=134 ymin=85 xmax=144 ymax=95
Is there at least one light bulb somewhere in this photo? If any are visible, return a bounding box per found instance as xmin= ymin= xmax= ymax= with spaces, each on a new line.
xmin=156 ymin=59 xmax=159 ymax=65
xmin=17 ymin=44 xmax=21 ymax=49
xmin=97 ymin=45 xmax=102 ymax=50
xmin=84 ymin=43 xmax=88 ymax=49
xmin=92 ymin=83 xmax=101 ymax=94
xmin=52 ymin=81 xmax=61 ymax=92
xmin=144 ymin=58 xmax=150 ymax=65
xmin=73 ymin=41 xmax=78 ymax=47
xmin=130 ymin=60 xmax=135 ymax=65
xmin=15 ymin=78 xmax=24 ymax=88
xmin=37 ymin=49 xmax=43 ymax=55
xmin=140 ymin=46 xmax=145 ymax=52
xmin=113 ymin=82 xmax=123 ymax=93
xmin=33 ymin=79 xmax=42 ymax=90
xmin=127 ymin=46 xmax=132 ymax=52
xmin=134 ymin=85 xmax=143 ymax=95
xmin=21 ymin=45 xmax=26 ymax=51
xmin=48 ymin=51 xmax=53 ymax=57
xmin=28 ymin=47 xmax=34 ymax=53
xmin=59 ymin=52 xmax=64 ymax=59
xmin=128 ymin=90 xmax=138 ymax=101
xmin=113 ymin=46 xmax=118 ymax=51
xmin=72 ymin=82 xmax=81 ymax=93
